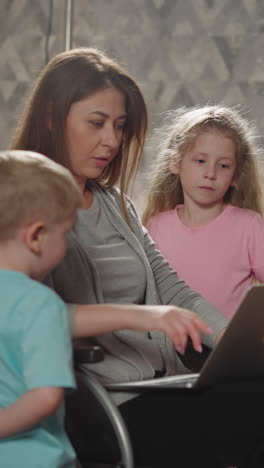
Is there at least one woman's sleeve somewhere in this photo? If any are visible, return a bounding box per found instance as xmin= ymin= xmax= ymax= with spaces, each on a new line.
xmin=143 ymin=226 xmax=228 ymax=347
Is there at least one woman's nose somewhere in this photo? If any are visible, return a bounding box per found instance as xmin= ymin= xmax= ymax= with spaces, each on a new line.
xmin=102 ymin=125 xmax=120 ymax=149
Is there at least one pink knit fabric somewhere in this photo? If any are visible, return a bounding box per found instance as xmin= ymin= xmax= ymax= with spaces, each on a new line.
xmin=148 ymin=204 xmax=264 ymax=318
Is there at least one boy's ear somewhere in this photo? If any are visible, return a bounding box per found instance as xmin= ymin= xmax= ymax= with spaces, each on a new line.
xmin=170 ymin=158 xmax=181 ymax=175
xmin=23 ymin=221 xmax=46 ymax=255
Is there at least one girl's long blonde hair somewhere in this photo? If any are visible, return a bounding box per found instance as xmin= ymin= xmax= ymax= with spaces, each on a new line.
xmin=142 ymin=105 xmax=263 ymax=225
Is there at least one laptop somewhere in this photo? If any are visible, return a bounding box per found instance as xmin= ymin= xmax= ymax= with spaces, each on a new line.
xmin=106 ymin=284 xmax=264 ymax=391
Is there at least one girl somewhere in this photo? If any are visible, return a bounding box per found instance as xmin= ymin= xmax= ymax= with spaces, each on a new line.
xmin=143 ymin=105 xmax=264 ymax=319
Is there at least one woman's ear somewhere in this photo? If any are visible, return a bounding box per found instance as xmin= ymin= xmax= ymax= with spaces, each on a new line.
xmin=23 ymin=221 xmax=46 ymax=255
xmin=170 ymin=157 xmax=181 ymax=175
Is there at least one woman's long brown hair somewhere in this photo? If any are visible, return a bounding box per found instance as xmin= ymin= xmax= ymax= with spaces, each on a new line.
xmin=11 ymin=47 xmax=148 ymax=223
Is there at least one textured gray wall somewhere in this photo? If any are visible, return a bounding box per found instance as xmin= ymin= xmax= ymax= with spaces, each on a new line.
xmin=1 ymin=0 xmax=264 ymax=209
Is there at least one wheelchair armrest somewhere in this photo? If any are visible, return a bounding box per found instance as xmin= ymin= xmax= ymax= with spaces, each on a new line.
xmin=73 ymin=344 xmax=104 ymax=364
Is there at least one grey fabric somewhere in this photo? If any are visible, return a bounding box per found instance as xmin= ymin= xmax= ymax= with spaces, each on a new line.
xmin=45 ymin=183 xmax=228 ymax=405
xmin=75 ymin=193 xmax=147 ymax=304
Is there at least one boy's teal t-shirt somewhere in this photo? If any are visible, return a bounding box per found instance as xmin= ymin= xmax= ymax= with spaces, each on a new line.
xmin=0 ymin=270 xmax=76 ymax=468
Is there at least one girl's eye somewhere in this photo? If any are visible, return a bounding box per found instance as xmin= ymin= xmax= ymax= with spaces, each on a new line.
xmin=220 ymin=163 xmax=229 ymax=169
xmin=196 ymin=159 xmax=205 ymax=164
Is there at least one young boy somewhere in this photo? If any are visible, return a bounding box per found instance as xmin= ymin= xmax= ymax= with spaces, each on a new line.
xmin=0 ymin=150 xmax=82 ymax=468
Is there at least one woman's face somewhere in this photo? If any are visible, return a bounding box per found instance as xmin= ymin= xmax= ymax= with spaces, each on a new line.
xmin=65 ymin=87 xmax=127 ymax=188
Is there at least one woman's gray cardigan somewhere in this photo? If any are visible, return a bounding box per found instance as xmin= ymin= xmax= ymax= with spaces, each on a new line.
xmin=45 ymin=185 xmax=228 ymax=404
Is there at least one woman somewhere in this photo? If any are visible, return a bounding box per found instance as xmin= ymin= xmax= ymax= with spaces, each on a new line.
xmin=11 ymin=47 xmax=264 ymax=468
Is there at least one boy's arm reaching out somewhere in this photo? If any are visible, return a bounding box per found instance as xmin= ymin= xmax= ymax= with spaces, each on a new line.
xmin=72 ymin=303 xmax=213 ymax=354
xmin=0 ymin=387 xmax=64 ymax=438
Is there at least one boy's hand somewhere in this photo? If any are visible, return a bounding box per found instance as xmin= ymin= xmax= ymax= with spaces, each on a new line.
xmin=136 ymin=305 xmax=213 ymax=354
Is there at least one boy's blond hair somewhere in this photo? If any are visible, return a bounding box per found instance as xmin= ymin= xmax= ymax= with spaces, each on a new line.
xmin=142 ymin=105 xmax=264 ymax=225
xmin=0 ymin=150 xmax=82 ymax=241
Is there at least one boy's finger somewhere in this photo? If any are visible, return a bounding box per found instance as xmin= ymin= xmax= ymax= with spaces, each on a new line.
xmin=192 ymin=315 xmax=213 ymax=335
xmin=187 ymin=325 xmax=203 ymax=353
xmin=169 ymin=324 xmax=188 ymax=353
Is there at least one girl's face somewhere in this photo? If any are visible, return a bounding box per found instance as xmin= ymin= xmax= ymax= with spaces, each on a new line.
xmin=171 ymin=130 xmax=236 ymax=209
xmin=65 ymin=87 xmax=127 ymax=190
